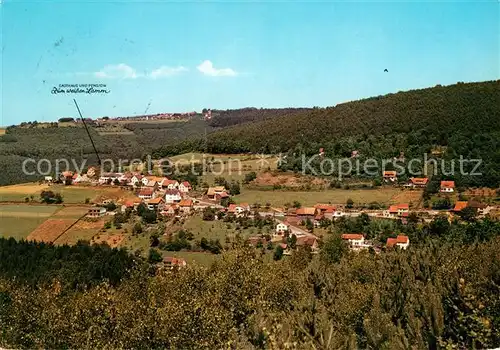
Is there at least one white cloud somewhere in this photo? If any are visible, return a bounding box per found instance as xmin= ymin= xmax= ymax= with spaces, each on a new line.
xmin=94 ymin=63 xmax=140 ymax=79
xmin=197 ymin=60 xmax=237 ymax=77
xmin=149 ymin=66 xmax=188 ymax=79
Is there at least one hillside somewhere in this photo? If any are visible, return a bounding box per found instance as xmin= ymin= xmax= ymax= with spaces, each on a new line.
xmin=207 ymin=107 xmax=313 ymax=128
xmin=154 ymin=80 xmax=500 ymax=187
xmin=0 ymin=118 xmax=212 ymax=186
xmin=198 ymin=81 xmax=500 ymax=153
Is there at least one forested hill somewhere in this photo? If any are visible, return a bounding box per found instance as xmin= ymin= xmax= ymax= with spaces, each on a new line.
xmin=207 ymin=107 xmax=313 ymax=128
xmin=192 ymin=80 xmax=500 ymax=153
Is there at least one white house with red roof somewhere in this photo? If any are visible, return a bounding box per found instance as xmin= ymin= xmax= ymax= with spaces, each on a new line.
xmin=130 ymin=174 xmax=143 ymax=187
xmin=164 ymin=189 xmax=182 ymax=204
xmin=178 ymin=199 xmax=194 ymax=214
xmin=314 ymin=204 xmax=337 ymax=219
xmin=228 ymin=203 xmax=250 ymax=216
xmin=162 ymin=179 xmax=179 ymax=190
xmin=384 ymin=204 xmax=409 ymax=219
xmin=407 ymin=177 xmax=429 ymax=188
xmin=138 ymin=187 xmax=155 ymax=200
xmin=440 ymin=181 xmax=455 ymax=193
xmin=386 ymin=235 xmax=409 ymax=250
xmin=341 ymin=233 xmax=366 ymax=250
xmin=146 ymin=197 xmax=165 ymax=211
xmin=178 ymin=181 xmax=192 ymax=193
xmin=383 ymin=170 xmax=397 ymax=182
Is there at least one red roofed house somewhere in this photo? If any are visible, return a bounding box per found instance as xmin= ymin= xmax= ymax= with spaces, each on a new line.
xmin=164 ymin=189 xmax=182 ymax=204
xmin=138 ymin=187 xmax=155 ymax=200
xmin=384 ymin=204 xmax=409 ymax=219
xmin=408 ymin=177 xmax=429 ymax=188
xmin=162 ymin=179 xmax=179 ymax=190
xmin=296 ymin=207 xmax=317 ymax=220
xmin=146 ymin=197 xmax=165 ymax=211
xmin=386 ymin=235 xmax=410 ymax=250
xmin=228 ymin=203 xmax=250 ymax=216
xmin=161 ymin=204 xmax=178 ymax=217
xmin=453 ymin=201 xmax=468 ymax=212
xmin=179 ymin=181 xmax=192 ymax=193
xmin=314 ymin=204 xmax=337 ymax=219
xmin=163 ymin=256 xmax=187 ymax=269
xmin=296 ymin=236 xmax=319 ymax=252
xmin=440 ymin=181 xmax=455 ymax=193
xmin=121 ymin=200 xmax=135 ymax=212
xmin=341 ymin=233 xmax=366 ymax=250
xmin=383 ymin=170 xmax=397 ymax=183
xmin=207 ymin=186 xmax=226 ymax=200
xmin=178 ymin=199 xmax=194 ymax=214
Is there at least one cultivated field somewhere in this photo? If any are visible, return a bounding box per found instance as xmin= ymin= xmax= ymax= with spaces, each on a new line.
xmin=56 ymin=217 xmax=105 ymax=245
xmin=0 ymin=204 xmax=61 ymax=240
xmin=0 ymin=183 xmax=49 ymax=202
xmin=389 ymin=189 xmax=424 ymax=207
xmin=0 ymin=183 xmax=135 ymax=204
xmin=233 ymin=188 xmax=402 ymax=207
xmin=26 ymin=219 xmax=76 ymax=243
xmin=176 ymin=215 xmax=262 ymax=242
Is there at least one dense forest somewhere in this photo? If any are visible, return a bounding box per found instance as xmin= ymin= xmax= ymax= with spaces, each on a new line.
xmin=0 ymin=215 xmax=499 ymax=349
xmin=207 ymin=107 xmax=313 ymax=128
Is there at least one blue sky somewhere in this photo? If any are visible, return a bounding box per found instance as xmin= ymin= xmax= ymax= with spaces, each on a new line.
xmin=1 ymin=0 xmax=499 ymax=125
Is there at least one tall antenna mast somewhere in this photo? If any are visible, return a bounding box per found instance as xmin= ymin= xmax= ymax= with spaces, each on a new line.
xmin=73 ymin=99 xmax=101 ymax=165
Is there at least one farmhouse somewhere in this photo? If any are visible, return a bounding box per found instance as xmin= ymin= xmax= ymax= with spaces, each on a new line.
xmin=296 ymin=207 xmax=317 ymax=220
xmin=314 ymin=204 xmax=336 ymax=218
xmin=178 ymin=199 xmax=194 ymax=214
xmin=408 ymin=177 xmax=429 ymax=188
xmin=130 ymin=175 xmax=143 ymax=187
xmin=383 ymin=170 xmax=397 ymax=182
xmin=163 ymin=179 xmax=179 ymax=190
xmin=147 ymin=197 xmax=165 ymax=211
xmin=121 ymin=201 xmax=135 ymax=212
xmin=161 ymin=204 xmax=178 ymax=217
xmin=179 ymin=181 xmax=192 ymax=193
xmin=384 ymin=204 xmax=409 ymax=218
xmin=275 ymin=222 xmax=290 ymax=234
xmin=341 ymin=233 xmax=367 ymax=251
xmin=440 ymin=181 xmax=455 ymax=193
xmin=386 ymin=235 xmax=410 ymax=250
xmin=88 ymin=206 xmax=106 ymax=218
xmin=164 ymin=189 xmax=182 ymax=204
xmin=98 ymin=172 xmax=122 ymax=185
xmin=228 ymin=203 xmax=250 ymax=216
xmin=296 ymin=236 xmax=319 ymax=252
xmin=207 ymin=186 xmax=226 ymax=200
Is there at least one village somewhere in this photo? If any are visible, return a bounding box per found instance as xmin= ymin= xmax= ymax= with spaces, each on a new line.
xmin=25 ymin=163 xmax=496 ymax=269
